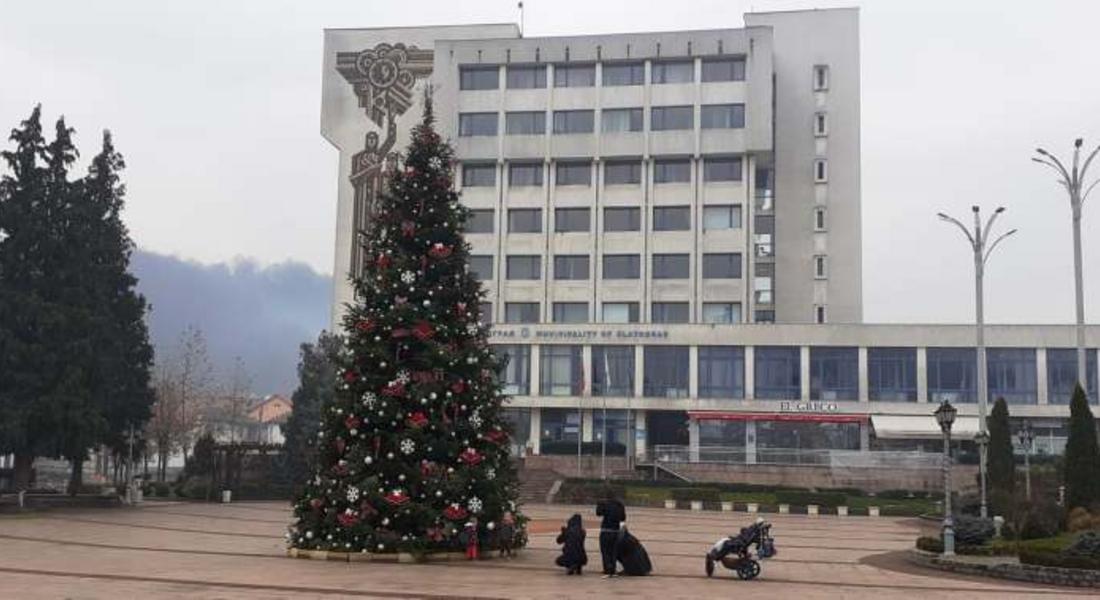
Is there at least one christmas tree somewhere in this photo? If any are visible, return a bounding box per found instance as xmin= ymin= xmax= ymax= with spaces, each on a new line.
xmin=289 ymin=97 xmax=524 ymax=556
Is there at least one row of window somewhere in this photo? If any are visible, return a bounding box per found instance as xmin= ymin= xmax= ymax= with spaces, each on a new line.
xmin=459 ymin=57 xmax=747 ymax=91
xmin=470 ymin=253 xmax=742 ymax=281
xmin=486 ymin=301 xmax=742 ymax=325
xmin=466 ymin=206 xmax=743 ymax=234
xmin=459 ymin=105 xmax=745 ymax=136
xmin=496 ymin=345 xmax=1099 ymax=404
xmin=462 ymin=158 xmax=743 ymax=187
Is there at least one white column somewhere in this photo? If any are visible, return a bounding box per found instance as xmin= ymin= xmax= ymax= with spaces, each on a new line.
xmin=688 ymin=418 xmax=700 ymax=462
xmin=634 ymin=345 xmax=645 ymax=397
xmin=530 ymin=344 xmax=542 ymax=397
xmin=582 ymin=410 xmax=595 ymax=442
xmin=859 ymin=421 xmax=870 ymax=451
xmin=745 ymin=420 xmax=757 ymax=464
xmin=916 ymin=347 xmax=929 ymax=403
xmin=689 ymin=345 xmax=700 ymax=401
xmin=800 ymin=346 xmax=811 ymax=401
xmin=858 ymin=346 xmax=869 ymax=402
xmin=529 ymin=408 xmax=542 ymax=456
xmin=1037 ymin=348 xmax=1049 ymax=405
xmin=634 ymin=410 xmax=648 ymax=461
xmin=744 ymin=346 xmax=755 ymax=400
xmin=582 ymin=345 xmax=593 ymax=397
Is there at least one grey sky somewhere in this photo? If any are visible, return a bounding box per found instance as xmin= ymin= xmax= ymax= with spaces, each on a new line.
xmin=2 ymin=0 xmax=1099 ymax=324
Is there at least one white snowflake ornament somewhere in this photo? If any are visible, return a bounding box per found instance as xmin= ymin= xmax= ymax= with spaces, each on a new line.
xmin=346 ymin=486 xmax=361 ymax=502
xmin=401 ymin=270 xmax=416 ymax=284
xmin=468 ymin=497 xmax=483 ymax=513
xmin=396 ymin=370 xmax=411 ymax=384
xmin=400 ymin=439 xmax=416 ymax=455
xmin=362 ymin=392 xmax=377 ymax=408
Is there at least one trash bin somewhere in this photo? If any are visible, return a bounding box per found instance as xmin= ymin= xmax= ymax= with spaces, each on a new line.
xmin=221 ymin=489 xmax=232 ymax=503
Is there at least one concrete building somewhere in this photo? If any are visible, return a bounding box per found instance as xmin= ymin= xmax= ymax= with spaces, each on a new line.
xmin=322 ymin=9 xmax=1093 ymax=471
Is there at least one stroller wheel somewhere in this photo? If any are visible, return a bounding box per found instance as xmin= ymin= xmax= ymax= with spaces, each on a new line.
xmin=705 ymin=554 xmax=715 ymax=577
xmin=736 ymin=559 xmax=761 ymax=580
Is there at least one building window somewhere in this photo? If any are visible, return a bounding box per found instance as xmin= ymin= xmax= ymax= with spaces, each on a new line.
xmin=506 ymin=255 xmax=541 ymax=280
xmin=703 ymin=205 xmax=741 ymax=230
xmin=593 ymin=346 xmax=636 ymax=397
xmin=652 ymin=60 xmax=694 ymax=84
xmin=701 ymin=104 xmax=746 ymax=129
xmin=507 ymin=208 xmax=542 ymax=233
xmin=605 ymin=160 xmax=641 ymax=184
xmin=654 ymin=159 xmax=691 ymax=184
xmin=602 ymin=302 xmax=640 ymax=323
xmin=604 ymin=207 xmax=641 ymax=231
xmin=504 ymin=302 xmax=540 ymax=324
xmin=702 ymin=302 xmax=741 ymax=324
xmin=868 ymin=347 xmax=917 ymax=402
xmin=814 ymin=159 xmax=828 ymax=182
xmin=653 ymin=206 xmax=690 ymax=231
xmin=814 ymin=207 xmax=827 ymax=231
xmin=462 ymin=163 xmax=496 ymax=187
xmin=555 ymin=161 xmax=591 ymax=186
xmin=602 ymin=254 xmax=640 ymax=279
xmin=509 ymin=163 xmax=543 ymax=186
xmin=702 ymin=253 xmax=741 ymax=279
xmin=505 ymin=111 xmax=546 ymax=135
xmin=601 ymin=108 xmax=643 ymax=133
xmin=553 ymin=63 xmax=596 ymax=87
xmin=813 ymin=64 xmax=829 ymax=91
xmin=754 ymin=214 xmax=775 ymax=257
xmin=643 ymin=346 xmax=690 ymax=397
xmin=466 ymin=209 xmax=495 ymax=234
xmin=459 ymin=66 xmax=499 ymax=90
xmin=701 ymin=57 xmax=746 ymax=82
xmin=651 ymin=106 xmax=694 ymax=131
xmin=1047 ymin=348 xmax=1099 ymax=404
xmin=498 ymin=345 xmax=530 ymax=395
xmin=815 ymin=305 xmax=827 ymax=324
xmin=754 ymin=346 xmax=801 ymax=400
xmin=988 ymin=348 xmax=1038 ymax=405
xmin=540 ymin=408 xmax=581 ymax=446
xmin=553 ymin=110 xmax=595 ymax=134
xmin=754 ymin=262 xmax=774 ymax=305
xmin=540 ymin=345 xmax=583 ymax=396
xmin=698 ymin=346 xmax=745 ymax=399
xmin=814 ymin=255 xmax=827 ymax=279
xmin=468 ymin=255 xmax=493 ymax=280
xmin=810 ymin=347 xmax=858 ymax=401
xmin=506 ymin=64 xmax=546 ymax=89
xmin=700 ymin=420 xmax=747 ymax=451
xmin=703 ymin=157 xmax=743 ymax=182
xmin=477 ymin=302 xmax=492 ymax=324
xmin=927 ymin=347 xmax=977 ymax=403
xmin=754 ymin=309 xmax=775 ymax=323
xmin=652 ymin=254 xmax=689 ymax=279
xmin=651 ymin=302 xmax=689 ymax=324
xmin=815 ymin=112 xmax=828 ymax=136
xmin=758 ymin=421 xmax=859 ymax=452
xmin=553 ymin=255 xmax=590 ymax=280
xmin=603 ymin=62 xmax=645 ymax=86
xmin=554 ymin=207 xmax=590 ymax=233
xmin=458 ymin=112 xmax=498 ymax=137
xmin=552 ymin=302 xmax=588 ymax=323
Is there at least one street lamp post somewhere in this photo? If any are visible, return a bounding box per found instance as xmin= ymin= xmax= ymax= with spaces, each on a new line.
xmin=935 ymin=400 xmax=958 ymax=557
xmin=938 ymin=206 xmax=1017 ymax=520
xmin=1033 ymin=140 xmax=1100 ymax=387
xmin=974 ymin=429 xmax=990 ymax=518
xmin=1018 ymin=422 xmax=1035 ymax=501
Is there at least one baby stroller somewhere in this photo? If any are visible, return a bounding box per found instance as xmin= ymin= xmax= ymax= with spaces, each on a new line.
xmin=704 ymin=519 xmax=776 ymax=580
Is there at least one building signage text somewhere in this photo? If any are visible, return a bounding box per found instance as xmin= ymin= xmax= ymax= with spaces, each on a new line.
xmin=779 ymin=401 xmax=840 ymax=413
xmin=488 ymin=326 xmax=669 ymax=341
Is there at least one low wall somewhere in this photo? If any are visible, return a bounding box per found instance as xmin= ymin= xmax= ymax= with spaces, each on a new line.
xmin=523 ymin=455 xmax=977 ymax=493
xmin=908 ymin=549 xmax=1100 ymax=588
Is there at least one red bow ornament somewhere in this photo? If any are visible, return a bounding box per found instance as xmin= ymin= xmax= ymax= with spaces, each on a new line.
xmin=412 ymin=321 xmax=435 ymax=341
xmin=355 ymin=318 xmax=376 ymax=333
xmin=384 ymin=489 xmax=410 ymax=506
xmin=344 ymin=414 xmax=361 ymax=431
xmin=407 ymin=411 xmax=429 ymax=429
xmin=443 ymin=504 xmax=468 ymax=521
xmin=401 ymin=221 xmax=416 ymax=237
xmin=381 ymin=382 xmax=406 ymax=397
xmin=337 ymin=511 xmax=361 ymax=528
xmin=428 ymin=243 xmax=453 ymax=259
xmin=458 ymin=447 xmax=483 ymax=466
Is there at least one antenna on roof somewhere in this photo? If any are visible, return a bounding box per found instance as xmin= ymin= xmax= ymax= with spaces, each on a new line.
xmin=518 ymin=1 xmax=525 ymax=37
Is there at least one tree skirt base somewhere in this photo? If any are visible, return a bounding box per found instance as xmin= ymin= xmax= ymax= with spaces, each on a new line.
xmin=287 ymin=547 xmax=514 ymax=563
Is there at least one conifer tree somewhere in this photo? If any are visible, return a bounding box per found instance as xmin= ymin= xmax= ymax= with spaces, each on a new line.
xmin=283 ymin=331 xmax=342 ymax=488
xmin=1064 ymin=384 xmax=1100 ymax=510
xmin=289 ymin=99 xmax=524 ymax=555
xmin=986 ymin=397 xmax=1016 ymax=509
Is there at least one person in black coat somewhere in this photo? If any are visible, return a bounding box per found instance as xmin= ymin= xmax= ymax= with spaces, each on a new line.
xmin=615 ymin=527 xmax=652 ymax=576
xmin=555 ymin=513 xmax=587 ymax=575
xmin=595 ymin=496 xmax=626 ymax=577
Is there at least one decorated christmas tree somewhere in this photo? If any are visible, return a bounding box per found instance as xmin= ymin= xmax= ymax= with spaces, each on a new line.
xmin=288 ymin=97 xmax=524 ymax=556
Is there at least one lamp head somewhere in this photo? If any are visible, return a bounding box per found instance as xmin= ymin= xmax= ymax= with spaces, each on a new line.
xmin=1076 ymin=138 xmax=1084 ymax=148
xmin=934 ymin=400 xmax=957 ymax=432
xmin=971 ymin=205 xmax=980 ymax=213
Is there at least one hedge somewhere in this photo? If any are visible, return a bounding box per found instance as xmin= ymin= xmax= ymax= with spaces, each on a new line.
xmin=670 ymin=487 xmax=721 ymax=503
xmin=556 ymin=480 xmax=626 ymax=504
xmin=914 ymin=536 xmax=1007 ymax=556
xmin=775 ymin=491 xmax=847 ymax=508
xmin=1019 ymin=548 xmax=1100 ymax=571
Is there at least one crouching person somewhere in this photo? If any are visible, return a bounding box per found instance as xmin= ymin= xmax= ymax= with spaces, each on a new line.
xmin=555 ymin=514 xmax=587 ymax=575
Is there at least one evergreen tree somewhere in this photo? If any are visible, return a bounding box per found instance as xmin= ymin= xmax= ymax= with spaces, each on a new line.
xmin=282 ymin=331 xmax=342 ymax=488
xmin=986 ymin=397 xmax=1016 ymax=508
xmin=289 ymin=99 xmax=524 ymax=555
xmin=1064 ymin=384 xmax=1100 ymax=510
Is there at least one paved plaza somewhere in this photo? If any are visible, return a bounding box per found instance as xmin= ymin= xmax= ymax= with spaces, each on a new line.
xmin=0 ymin=501 xmax=1089 ymax=599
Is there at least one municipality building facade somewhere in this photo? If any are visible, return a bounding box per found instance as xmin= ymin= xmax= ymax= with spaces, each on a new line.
xmin=323 ymin=9 xmax=1098 ymax=466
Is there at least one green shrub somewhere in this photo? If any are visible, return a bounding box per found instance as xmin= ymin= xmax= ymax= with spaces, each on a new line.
xmin=953 ymin=516 xmax=995 ymax=546
xmin=1065 ymin=532 xmax=1100 ymax=559
xmin=557 ymin=481 xmax=625 ymax=504
xmin=1020 ymin=548 xmax=1100 ymax=571
xmin=775 ymin=491 xmax=846 ymax=508
xmin=916 ymin=536 xmax=942 ymax=553
xmin=670 ymin=487 xmax=721 ymax=503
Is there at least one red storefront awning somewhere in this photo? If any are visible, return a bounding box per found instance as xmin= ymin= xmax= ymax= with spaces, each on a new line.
xmin=687 ymin=411 xmax=869 ymax=424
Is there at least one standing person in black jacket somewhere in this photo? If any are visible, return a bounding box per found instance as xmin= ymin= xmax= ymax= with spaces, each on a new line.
xmin=595 ymin=495 xmax=626 ymax=577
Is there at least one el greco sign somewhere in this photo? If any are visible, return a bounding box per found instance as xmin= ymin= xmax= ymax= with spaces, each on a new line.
xmin=779 ymin=401 xmax=840 ymax=413
xmin=488 ymin=325 xmax=670 ymax=342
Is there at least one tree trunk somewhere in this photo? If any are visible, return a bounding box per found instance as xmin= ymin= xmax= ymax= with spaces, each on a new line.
xmin=13 ymin=453 xmax=34 ymax=490
xmin=68 ymin=457 xmax=84 ymax=496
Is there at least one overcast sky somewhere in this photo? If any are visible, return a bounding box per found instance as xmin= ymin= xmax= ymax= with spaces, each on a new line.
xmin=2 ymin=0 xmax=1099 ymax=324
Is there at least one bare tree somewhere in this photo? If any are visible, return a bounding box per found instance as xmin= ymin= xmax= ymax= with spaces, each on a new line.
xmin=173 ymin=325 xmax=215 ymax=456
xmin=220 ymin=356 xmax=254 ymax=443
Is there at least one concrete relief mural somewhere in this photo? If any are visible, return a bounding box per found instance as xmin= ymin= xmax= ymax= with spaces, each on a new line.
xmin=336 ymin=43 xmax=433 ymax=274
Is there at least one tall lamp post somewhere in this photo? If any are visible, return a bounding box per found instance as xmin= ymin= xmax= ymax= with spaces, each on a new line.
xmin=935 ymin=400 xmax=958 ymax=557
xmin=1017 ymin=422 xmax=1035 ymax=501
xmin=974 ymin=429 xmax=990 ymax=518
xmin=938 ymin=206 xmax=1017 ymax=519
xmin=1033 ymin=140 xmax=1100 ymax=387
